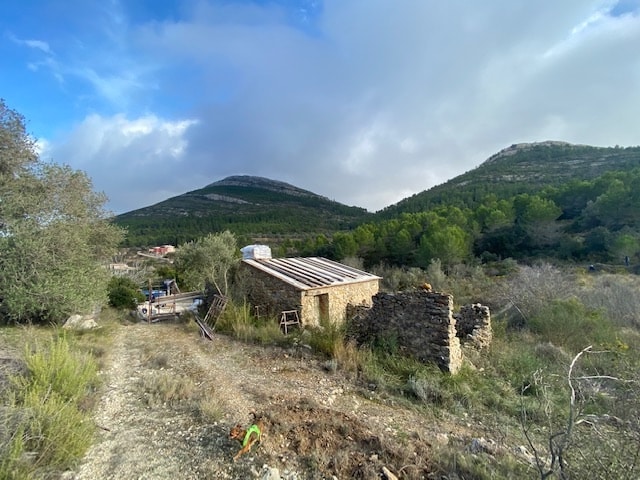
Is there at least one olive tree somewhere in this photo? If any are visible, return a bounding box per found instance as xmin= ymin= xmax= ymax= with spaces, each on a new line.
xmin=173 ymin=231 xmax=238 ymax=294
xmin=0 ymin=100 xmax=123 ymax=323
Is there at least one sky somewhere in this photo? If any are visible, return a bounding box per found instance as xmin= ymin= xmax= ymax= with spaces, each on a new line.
xmin=2 ymin=0 xmax=640 ymax=214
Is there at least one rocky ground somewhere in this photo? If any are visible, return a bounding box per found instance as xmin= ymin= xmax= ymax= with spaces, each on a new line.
xmin=57 ymin=318 xmax=470 ymax=480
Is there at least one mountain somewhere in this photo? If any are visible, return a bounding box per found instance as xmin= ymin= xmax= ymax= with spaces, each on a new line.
xmin=115 ymin=175 xmax=371 ymax=247
xmin=377 ymin=141 xmax=640 ymax=218
xmin=116 ymin=143 xmax=640 ymax=249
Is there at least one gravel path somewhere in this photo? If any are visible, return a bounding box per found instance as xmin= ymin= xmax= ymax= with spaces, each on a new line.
xmin=65 ymin=321 xmax=447 ymax=479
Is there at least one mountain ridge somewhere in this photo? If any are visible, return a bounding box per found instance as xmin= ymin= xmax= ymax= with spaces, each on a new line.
xmin=115 ymin=174 xmax=370 ymax=247
xmin=377 ymin=141 xmax=640 ymax=217
xmin=115 ymin=141 xmax=640 ymax=246
xmin=203 ymin=175 xmax=326 ymax=200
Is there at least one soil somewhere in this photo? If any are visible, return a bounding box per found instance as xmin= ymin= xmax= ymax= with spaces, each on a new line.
xmin=63 ymin=320 xmax=467 ymax=480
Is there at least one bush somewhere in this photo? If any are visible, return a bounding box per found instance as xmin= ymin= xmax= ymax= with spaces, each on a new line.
xmin=107 ymin=276 xmax=144 ymax=309
xmin=1 ymin=334 xmax=98 ymax=477
xmin=18 ymin=335 xmax=99 ymax=403
xmin=306 ymin=321 xmax=348 ymax=357
xmin=371 ymin=264 xmax=428 ymax=292
xmin=498 ymin=263 xmax=577 ymax=329
xmin=529 ymin=298 xmax=616 ymax=353
xmin=578 ymin=273 xmax=640 ymax=328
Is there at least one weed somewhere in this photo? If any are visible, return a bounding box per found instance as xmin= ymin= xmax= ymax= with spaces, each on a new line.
xmin=431 ymin=443 xmax=534 ymax=479
xmin=216 ymin=300 xmax=291 ymax=346
xmin=0 ymin=334 xmax=98 ymax=478
xmin=197 ymin=394 xmax=225 ymax=422
xmin=305 ymin=322 xmax=345 ymax=357
xmin=139 ymin=371 xmax=196 ymax=408
xmin=331 ymin=339 xmax=362 ymax=375
xmin=146 ymin=352 xmax=170 ymax=369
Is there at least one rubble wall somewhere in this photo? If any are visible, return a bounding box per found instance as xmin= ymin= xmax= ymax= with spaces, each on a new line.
xmin=347 ymin=291 xmax=463 ymax=374
xmin=455 ymin=303 xmax=492 ymax=349
xmin=347 ymin=291 xmax=492 ymax=374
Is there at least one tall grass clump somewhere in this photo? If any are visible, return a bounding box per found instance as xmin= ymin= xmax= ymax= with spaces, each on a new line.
xmin=1 ymin=334 xmax=98 ymax=478
xmin=140 ymin=372 xmax=196 ymax=408
xmin=529 ymin=298 xmax=616 ymax=353
xmin=578 ymin=273 xmax=640 ymax=328
xmin=215 ymin=300 xmax=290 ymax=345
xmin=305 ymin=321 xmax=346 ymax=357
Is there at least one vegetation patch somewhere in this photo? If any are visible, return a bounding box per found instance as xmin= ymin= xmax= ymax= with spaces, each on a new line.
xmin=0 ymin=334 xmax=98 ymax=479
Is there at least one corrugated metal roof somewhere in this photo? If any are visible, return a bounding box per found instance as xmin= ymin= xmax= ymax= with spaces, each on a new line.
xmin=243 ymin=257 xmax=381 ymax=290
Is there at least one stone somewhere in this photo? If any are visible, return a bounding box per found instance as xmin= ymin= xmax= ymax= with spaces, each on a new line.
xmin=63 ymin=314 xmax=98 ymax=330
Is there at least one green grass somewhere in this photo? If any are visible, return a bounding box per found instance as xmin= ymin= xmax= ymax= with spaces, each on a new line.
xmin=215 ymin=300 xmax=293 ymax=346
xmin=1 ymin=332 xmax=99 ymax=479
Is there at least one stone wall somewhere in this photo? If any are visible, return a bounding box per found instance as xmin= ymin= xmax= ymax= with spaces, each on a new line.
xmin=300 ymin=280 xmax=378 ymax=327
xmin=240 ymin=264 xmax=302 ymax=317
xmin=455 ymin=304 xmax=492 ymax=349
xmin=347 ymin=290 xmax=463 ymax=373
xmin=347 ymin=291 xmax=492 ymax=374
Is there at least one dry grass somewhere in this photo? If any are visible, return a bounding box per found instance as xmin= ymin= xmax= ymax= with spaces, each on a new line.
xmin=139 ymin=371 xmax=197 ymax=408
xmin=196 ymin=389 xmax=225 ymax=422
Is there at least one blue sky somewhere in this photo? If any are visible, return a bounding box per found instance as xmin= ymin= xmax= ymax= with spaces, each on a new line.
xmin=2 ymin=0 xmax=640 ymax=214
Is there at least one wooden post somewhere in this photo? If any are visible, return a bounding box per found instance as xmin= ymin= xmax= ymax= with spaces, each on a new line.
xmin=147 ymin=279 xmax=152 ymax=324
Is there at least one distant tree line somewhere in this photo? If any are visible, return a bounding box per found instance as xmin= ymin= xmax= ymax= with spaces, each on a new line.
xmin=295 ymin=168 xmax=640 ymax=269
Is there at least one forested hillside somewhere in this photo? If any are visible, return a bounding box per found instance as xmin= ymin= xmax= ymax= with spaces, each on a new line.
xmin=115 ymin=142 xmax=640 ymax=268
xmin=378 ymin=142 xmax=640 ymax=217
xmin=115 ymin=176 xmax=371 ymax=247
xmin=298 ymin=142 xmax=640 ymax=267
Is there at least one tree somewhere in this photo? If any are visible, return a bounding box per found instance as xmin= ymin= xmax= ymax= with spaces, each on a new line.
xmin=173 ymin=231 xmax=239 ymax=294
xmin=331 ymin=232 xmax=358 ymax=260
xmin=417 ymin=225 xmax=471 ymax=270
xmin=0 ymin=100 xmax=124 ymax=323
xmin=107 ymin=277 xmax=145 ymax=309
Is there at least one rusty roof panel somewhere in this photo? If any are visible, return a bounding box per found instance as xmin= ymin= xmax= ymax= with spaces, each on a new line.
xmin=243 ymin=257 xmax=381 ymax=290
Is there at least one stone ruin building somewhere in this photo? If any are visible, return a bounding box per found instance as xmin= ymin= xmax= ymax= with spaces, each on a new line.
xmin=348 ymin=290 xmax=492 ymax=374
xmin=239 ymin=245 xmax=491 ymax=374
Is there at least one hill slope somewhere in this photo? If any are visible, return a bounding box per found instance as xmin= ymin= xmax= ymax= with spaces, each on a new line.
xmin=115 ymin=176 xmax=371 ymax=247
xmin=378 ymin=141 xmax=640 ymax=217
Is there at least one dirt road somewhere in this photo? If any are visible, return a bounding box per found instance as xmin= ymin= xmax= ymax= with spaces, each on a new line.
xmin=67 ymin=321 xmax=443 ymax=479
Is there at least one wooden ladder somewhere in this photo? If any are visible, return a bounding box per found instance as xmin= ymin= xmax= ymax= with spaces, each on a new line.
xmin=279 ymin=310 xmax=300 ymax=335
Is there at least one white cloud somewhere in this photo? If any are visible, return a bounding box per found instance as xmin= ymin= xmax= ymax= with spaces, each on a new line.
xmin=31 ymin=1 xmax=640 ymax=213
xmin=41 ymin=113 xmax=198 ymax=213
xmin=23 ymin=39 xmax=52 ymax=54
xmin=8 ymin=33 xmax=52 ymax=54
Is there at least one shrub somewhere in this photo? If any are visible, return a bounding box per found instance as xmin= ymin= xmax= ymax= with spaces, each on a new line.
xmin=371 ymin=264 xmax=428 ymax=292
xmin=578 ymin=273 xmax=640 ymax=328
xmin=1 ymin=334 xmax=98 ymax=477
xmin=498 ymin=263 xmax=576 ymax=328
xmin=529 ymin=298 xmax=616 ymax=353
xmin=18 ymin=335 xmax=99 ymax=403
xmin=107 ymin=276 xmax=144 ymax=309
